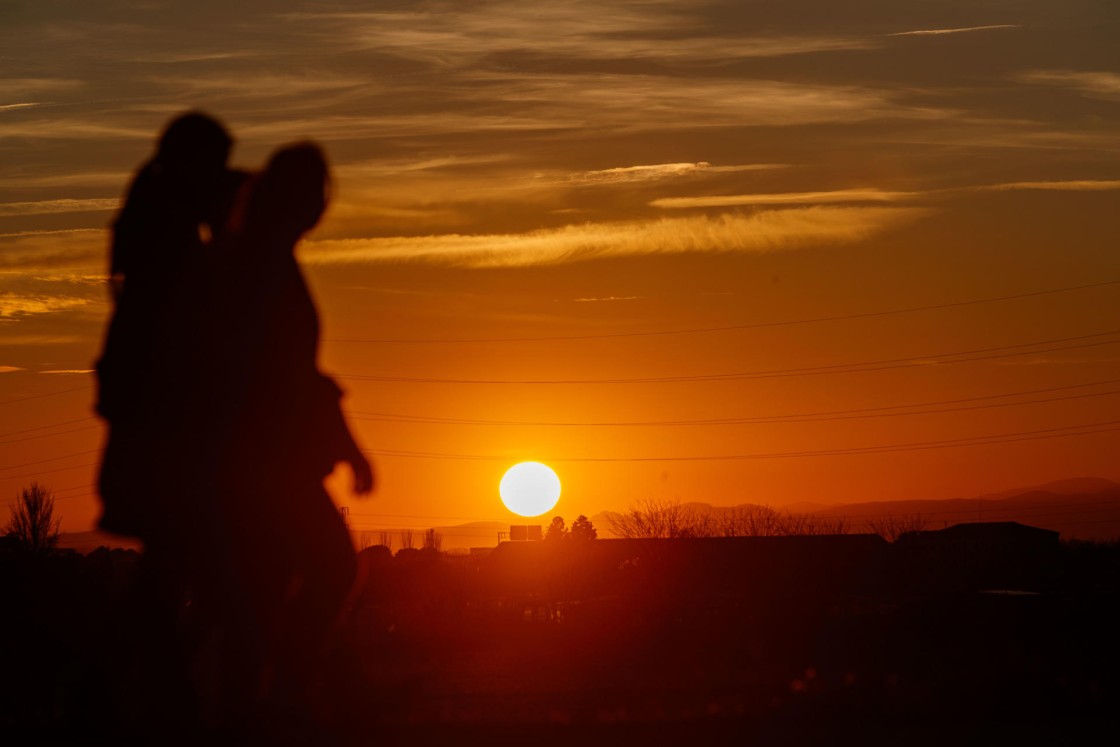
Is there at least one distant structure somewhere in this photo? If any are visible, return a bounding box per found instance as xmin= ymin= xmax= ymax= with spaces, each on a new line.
xmin=503 ymin=525 xmax=543 ymax=542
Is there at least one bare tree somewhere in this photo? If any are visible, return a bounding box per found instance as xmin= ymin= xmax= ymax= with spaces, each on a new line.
xmin=399 ymin=528 xmax=414 ymax=550
xmin=378 ymin=530 xmax=393 ymax=551
xmin=422 ymin=528 xmax=443 ymax=551
xmin=864 ymin=513 xmax=926 ymax=542
xmin=609 ymin=498 xmax=850 ymax=539
xmin=357 ymin=531 xmax=375 ymax=551
xmin=607 ymin=497 xmax=696 ymax=539
xmin=7 ymin=483 xmax=61 ymax=555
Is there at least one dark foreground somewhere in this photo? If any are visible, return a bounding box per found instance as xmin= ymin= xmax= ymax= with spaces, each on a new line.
xmin=3 ymin=537 xmax=1119 ymax=745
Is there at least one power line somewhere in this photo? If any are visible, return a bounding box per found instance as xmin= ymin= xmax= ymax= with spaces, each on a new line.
xmin=0 ymin=462 xmax=99 ymax=482
xmin=0 ymin=416 xmax=98 ymax=439
xmin=0 ymin=449 xmax=101 ymax=473
xmin=0 ymin=384 xmax=93 ymax=407
xmin=0 ymin=424 xmax=102 ymax=447
xmin=361 ymin=419 xmax=1120 ymax=462
xmin=323 ymin=278 xmax=1120 ymax=344
xmin=335 ymin=331 xmax=1120 ymax=384
xmin=345 ymin=379 xmax=1120 ymax=427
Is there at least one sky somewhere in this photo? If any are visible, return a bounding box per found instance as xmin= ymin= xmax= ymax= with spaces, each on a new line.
xmin=1 ymin=0 xmax=1118 ymax=541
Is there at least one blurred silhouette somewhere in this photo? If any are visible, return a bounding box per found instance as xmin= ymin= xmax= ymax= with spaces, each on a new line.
xmin=94 ymin=117 xmax=373 ymax=735
xmin=96 ymin=111 xmax=247 ymax=542
xmin=190 ymin=141 xmax=373 ymax=729
xmin=92 ymin=112 xmax=250 ymax=736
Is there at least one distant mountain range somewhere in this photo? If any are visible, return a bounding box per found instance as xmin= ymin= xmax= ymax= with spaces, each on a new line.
xmin=59 ymin=477 xmax=1120 ymax=553
xmin=807 ymin=477 xmax=1120 ymax=540
xmin=590 ymin=477 xmax=1120 ymax=543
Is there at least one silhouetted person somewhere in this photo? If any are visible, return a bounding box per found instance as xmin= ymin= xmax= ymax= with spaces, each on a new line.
xmin=92 ymin=111 xmax=249 ymax=737
xmin=194 ymin=141 xmax=373 ymax=730
xmin=96 ymin=111 xmax=246 ymax=541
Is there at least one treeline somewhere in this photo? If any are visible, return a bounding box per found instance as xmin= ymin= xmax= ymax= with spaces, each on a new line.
xmin=604 ymin=498 xmax=926 ymax=542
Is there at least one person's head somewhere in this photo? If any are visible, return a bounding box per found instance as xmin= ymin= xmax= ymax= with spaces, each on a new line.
xmin=156 ymin=111 xmax=232 ymax=174
xmin=244 ymin=142 xmax=331 ymax=244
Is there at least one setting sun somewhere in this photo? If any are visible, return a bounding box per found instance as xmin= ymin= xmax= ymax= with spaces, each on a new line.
xmin=499 ymin=462 xmax=562 ymax=517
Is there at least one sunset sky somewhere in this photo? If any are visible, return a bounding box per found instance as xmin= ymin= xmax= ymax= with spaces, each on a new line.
xmin=2 ymin=1 xmax=1118 ymax=541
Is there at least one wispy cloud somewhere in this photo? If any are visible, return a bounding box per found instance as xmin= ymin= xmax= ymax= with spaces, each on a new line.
xmin=291 ymin=4 xmax=871 ymax=65
xmin=0 ymin=119 xmax=150 ymax=141
xmin=980 ymin=179 xmax=1120 ymax=192
xmin=0 ymin=366 xmax=26 ymax=373
xmin=40 ymin=369 xmax=95 ymax=375
xmin=0 ymin=229 xmax=104 ymax=272
xmin=573 ymin=162 xmax=712 ymax=183
xmin=0 ymin=172 xmax=129 ymax=189
xmin=889 ymin=25 xmax=1019 ymax=37
xmin=573 ymin=296 xmax=643 ymax=303
xmin=0 ymin=293 xmax=92 ymax=318
xmin=651 ymin=188 xmax=917 ymax=209
xmin=1018 ymin=70 xmax=1120 ymax=99
xmin=571 ymin=162 xmax=785 ymax=185
xmin=0 ymin=78 xmax=81 ymax=98
xmin=0 ymin=103 xmax=42 ymax=112
xmin=303 ymin=207 xmax=930 ymax=268
xmin=0 ymin=199 xmax=119 ymax=217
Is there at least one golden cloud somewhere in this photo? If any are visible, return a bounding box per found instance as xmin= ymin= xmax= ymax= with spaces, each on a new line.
xmin=651 ymin=189 xmax=917 ymax=209
xmin=302 ymin=207 xmax=930 ymax=268
xmin=1019 ymin=70 xmax=1120 ymax=99
xmin=889 ymin=25 xmax=1019 ymax=37
xmin=0 ymin=293 xmax=92 ymax=318
xmin=982 ymin=180 xmax=1120 ymax=192
xmin=0 ymin=199 xmax=119 ymax=217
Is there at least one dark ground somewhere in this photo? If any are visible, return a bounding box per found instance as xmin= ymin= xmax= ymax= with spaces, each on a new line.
xmin=3 ymin=539 xmax=1119 ymax=745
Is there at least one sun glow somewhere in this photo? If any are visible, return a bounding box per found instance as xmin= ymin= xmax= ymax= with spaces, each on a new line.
xmin=499 ymin=462 xmax=562 ymax=517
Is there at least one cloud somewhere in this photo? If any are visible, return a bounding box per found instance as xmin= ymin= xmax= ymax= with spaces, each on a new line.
xmin=573 ymin=296 xmax=643 ymax=302
xmin=0 ymin=229 xmax=105 ymax=273
xmin=0 ymin=119 xmax=150 ymax=141
xmin=0 ymin=103 xmax=41 ymax=111
xmin=1018 ymin=70 xmax=1120 ymax=99
xmin=0 ymin=199 xmax=119 ymax=217
xmin=302 ymin=207 xmax=930 ymax=268
xmin=651 ymin=189 xmax=918 ymax=209
xmin=291 ymin=4 xmax=872 ymax=65
xmin=888 ymin=25 xmax=1019 ymax=37
xmin=0 ymin=78 xmax=81 ymax=98
xmin=0 ymin=366 xmax=27 ymax=373
xmin=0 ymin=172 xmax=130 ymax=189
xmin=40 ymin=369 xmax=95 ymax=375
xmin=0 ymin=293 xmax=92 ymax=318
xmin=980 ymin=180 xmax=1120 ymax=192
xmin=572 ymin=162 xmax=784 ymax=184
xmin=574 ymin=162 xmax=711 ymax=183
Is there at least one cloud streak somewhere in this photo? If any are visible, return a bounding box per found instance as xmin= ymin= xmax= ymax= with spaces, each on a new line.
xmin=889 ymin=25 xmax=1019 ymax=37
xmin=980 ymin=180 xmax=1120 ymax=192
xmin=0 ymin=293 xmax=92 ymax=318
xmin=651 ymin=189 xmax=918 ymax=209
xmin=0 ymin=199 xmax=119 ymax=217
xmin=303 ymin=207 xmax=930 ymax=268
xmin=1018 ymin=70 xmax=1120 ymax=99
xmin=292 ymin=4 xmax=872 ymax=65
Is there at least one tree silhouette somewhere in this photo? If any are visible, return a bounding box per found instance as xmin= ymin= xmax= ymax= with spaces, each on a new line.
xmin=545 ymin=515 xmax=567 ymax=541
xmin=423 ymin=527 xmax=443 ymax=551
xmin=6 ymin=482 xmax=60 ymax=555
xmin=570 ymin=514 xmax=597 ymax=541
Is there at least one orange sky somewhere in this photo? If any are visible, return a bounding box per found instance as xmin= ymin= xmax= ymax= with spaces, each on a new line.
xmin=1 ymin=1 xmax=1118 ymax=539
